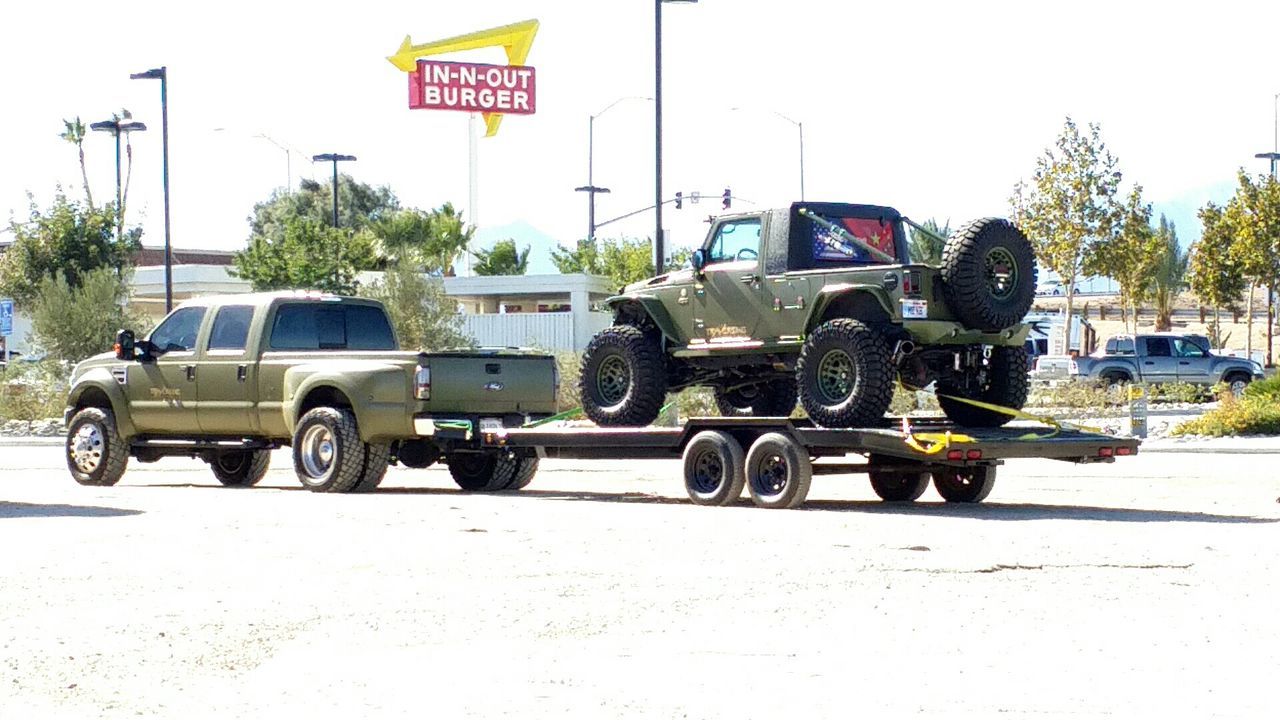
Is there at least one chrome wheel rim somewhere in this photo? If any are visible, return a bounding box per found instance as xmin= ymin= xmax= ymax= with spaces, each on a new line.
xmin=70 ymin=424 xmax=104 ymax=473
xmin=817 ymin=349 xmax=854 ymax=403
xmin=300 ymin=425 xmax=335 ymax=479
xmin=596 ymin=355 xmax=630 ymax=405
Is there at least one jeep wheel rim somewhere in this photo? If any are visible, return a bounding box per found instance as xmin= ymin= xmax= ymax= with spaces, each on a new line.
xmin=691 ymin=448 xmax=724 ymax=494
xmin=70 ymin=424 xmax=104 ymax=473
xmin=596 ymin=355 xmax=630 ymax=405
xmin=753 ymin=453 xmax=788 ymax=496
xmin=300 ymin=425 xmax=335 ymax=479
xmin=817 ymin=349 xmax=855 ymax=403
xmin=985 ymin=247 xmax=1018 ymax=299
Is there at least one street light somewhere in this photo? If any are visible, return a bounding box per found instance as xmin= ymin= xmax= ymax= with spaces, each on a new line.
xmin=89 ymin=114 xmax=147 ymax=243
xmin=730 ymin=107 xmax=806 ymax=200
xmin=213 ymin=128 xmax=308 ymax=194
xmin=130 ymin=66 xmax=173 ymax=312
xmin=311 ymin=153 xmax=357 ymax=228
xmin=577 ymin=96 xmax=652 ymax=243
xmin=656 ymin=0 xmax=698 ymax=275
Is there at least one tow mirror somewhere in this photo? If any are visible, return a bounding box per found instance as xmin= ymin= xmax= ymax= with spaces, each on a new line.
xmin=691 ymin=249 xmax=707 ymax=273
xmin=114 ymin=329 xmax=136 ymax=361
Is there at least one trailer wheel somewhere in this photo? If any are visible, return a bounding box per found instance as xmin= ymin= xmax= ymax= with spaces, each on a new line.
xmin=932 ymin=465 xmax=996 ymax=503
xmin=209 ymin=450 xmax=270 ymax=487
xmin=66 ymin=407 xmax=129 ymax=487
xmin=446 ymin=451 xmax=518 ymax=492
xmin=292 ymin=407 xmax=366 ymax=493
xmin=351 ymin=442 xmax=391 ymax=493
xmin=867 ymin=455 xmax=930 ymax=502
xmin=744 ymin=432 xmax=812 ymax=509
xmin=682 ymin=430 xmax=746 ymax=506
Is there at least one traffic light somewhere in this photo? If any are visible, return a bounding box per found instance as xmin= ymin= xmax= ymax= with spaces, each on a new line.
xmin=722 ymin=188 xmax=732 ymax=210
xmin=675 ymin=191 xmax=683 ymax=210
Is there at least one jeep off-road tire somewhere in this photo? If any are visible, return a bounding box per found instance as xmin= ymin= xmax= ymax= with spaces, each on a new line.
xmin=937 ymin=346 xmax=1030 ymax=428
xmin=580 ymin=325 xmax=667 ymax=427
xmin=210 ymin=450 xmax=270 ymax=487
xmin=446 ymin=451 xmax=520 ymax=492
xmin=714 ymin=379 xmax=798 ymax=418
xmin=66 ymin=407 xmax=129 ymax=487
xmin=292 ymin=407 xmax=366 ymax=493
xmin=796 ymin=319 xmax=894 ymax=428
xmin=351 ymin=442 xmax=391 ymax=493
xmin=941 ymin=218 xmax=1037 ymax=331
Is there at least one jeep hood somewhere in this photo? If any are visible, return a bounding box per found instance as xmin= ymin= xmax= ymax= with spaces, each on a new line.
xmin=622 ymin=268 xmax=695 ymax=293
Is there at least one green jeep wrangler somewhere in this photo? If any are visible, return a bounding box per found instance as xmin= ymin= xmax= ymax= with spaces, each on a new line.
xmin=579 ymin=202 xmax=1037 ymax=428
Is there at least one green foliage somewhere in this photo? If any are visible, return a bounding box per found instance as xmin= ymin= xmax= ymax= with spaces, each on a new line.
xmin=552 ymin=237 xmax=655 ymax=288
xmin=28 ymin=268 xmax=151 ymax=363
xmin=250 ymin=176 xmax=399 ymax=239
xmin=0 ymin=193 xmax=140 ymax=307
xmin=1011 ymin=117 xmax=1122 ymax=327
xmin=1148 ymin=216 xmax=1188 ymax=332
xmin=1172 ymin=392 xmax=1280 ymax=437
xmin=471 ymin=239 xmax=530 ymax=276
xmin=907 ymin=218 xmax=950 ymax=265
xmin=233 ymin=218 xmax=377 ymax=295
xmin=0 ymin=359 xmax=68 ymax=426
xmin=1242 ymin=374 xmax=1280 ymax=403
xmin=358 ymin=261 xmax=471 ymax=352
xmin=1189 ymin=202 xmax=1246 ymax=314
xmin=376 ymin=204 xmax=474 ymax=275
xmin=1225 ymin=171 xmax=1280 ymax=293
xmin=1084 ymin=187 xmax=1160 ymax=333
xmin=60 ymin=117 xmax=93 ymax=209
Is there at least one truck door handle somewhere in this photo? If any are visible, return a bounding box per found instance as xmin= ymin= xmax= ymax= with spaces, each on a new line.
xmin=237 ymin=365 xmax=248 ymax=382
xmin=185 ymin=365 xmax=197 ymax=381
xmin=1178 ymin=361 xmax=1190 ymax=365
xmin=740 ymin=274 xmax=759 ymax=284
xmin=1143 ymin=361 xmax=1154 ymax=365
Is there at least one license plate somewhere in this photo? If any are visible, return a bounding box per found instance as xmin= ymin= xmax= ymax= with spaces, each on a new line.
xmin=479 ymin=417 xmax=504 ymax=432
xmin=902 ymin=299 xmax=928 ymax=319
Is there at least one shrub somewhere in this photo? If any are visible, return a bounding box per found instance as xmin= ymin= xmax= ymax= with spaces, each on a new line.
xmin=0 ymin=359 xmax=69 ymax=427
xmin=1243 ymin=374 xmax=1280 ymax=403
xmin=1172 ymin=394 xmax=1280 ymax=437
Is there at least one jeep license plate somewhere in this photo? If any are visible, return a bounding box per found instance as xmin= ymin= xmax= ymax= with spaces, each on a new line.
xmin=902 ymin=299 xmax=928 ymax=319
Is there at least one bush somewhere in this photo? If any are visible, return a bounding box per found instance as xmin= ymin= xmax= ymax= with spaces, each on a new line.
xmin=0 ymin=359 xmax=69 ymax=427
xmin=29 ymin=268 xmax=151 ymax=363
xmin=1243 ymin=374 xmax=1280 ymax=403
xmin=1172 ymin=393 xmax=1280 ymax=437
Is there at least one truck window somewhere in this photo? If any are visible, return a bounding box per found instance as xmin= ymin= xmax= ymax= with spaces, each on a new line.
xmin=150 ymin=307 xmax=207 ymax=353
xmin=1173 ymin=338 xmax=1207 ymax=358
xmin=207 ymin=305 xmax=254 ymax=351
xmin=808 ymin=215 xmax=897 ymax=264
xmin=1105 ymin=337 xmax=1135 ymax=355
xmin=269 ymin=303 xmax=396 ymax=351
xmin=707 ymin=219 xmax=761 ymax=264
xmin=1143 ymin=337 xmax=1172 ymax=357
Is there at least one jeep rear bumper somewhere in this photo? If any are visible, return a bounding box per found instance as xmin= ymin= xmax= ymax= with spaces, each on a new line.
xmin=903 ymin=321 xmax=1029 ymax=347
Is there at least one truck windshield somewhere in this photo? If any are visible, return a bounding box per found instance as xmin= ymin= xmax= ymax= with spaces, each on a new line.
xmin=269 ymin=303 xmax=396 ymax=351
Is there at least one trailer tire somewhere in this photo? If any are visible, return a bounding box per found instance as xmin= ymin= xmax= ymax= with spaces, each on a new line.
xmin=714 ymin=379 xmax=797 ymax=418
xmin=66 ymin=407 xmax=129 ymax=487
xmin=292 ymin=407 xmax=366 ymax=493
xmin=580 ymin=325 xmax=667 ymax=427
xmin=796 ymin=318 xmax=893 ymax=428
xmin=682 ymin=430 xmax=746 ymax=506
xmin=744 ymin=432 xmax=812 ymax=509
xmin=932 ymin=465 xmax=996 ymax=503
xmin=209 ymin=450 xmax=270 ymax=487
xmin=351 ymin=442 xmax=391 ymax=493
xmin=938 ymin=346 xmax=1030 ymax=428
xmin=447 ymin=451 xmax=519 ymax=492
xmin=941 ymin=217 xmax=1037 ymax=331
xmin=867 ymin=455 xmax=930 ymax=502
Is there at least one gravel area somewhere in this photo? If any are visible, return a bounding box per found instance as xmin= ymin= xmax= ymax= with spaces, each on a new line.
xmin=2 ymin=443 xmax=1279 ymax=718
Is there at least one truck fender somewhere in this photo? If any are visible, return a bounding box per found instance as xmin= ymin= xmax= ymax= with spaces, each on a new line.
xmin=804 ymin=284 xmax=896 ymax=333
xmin=284 ymin=364 xmax=407 ymax=442
xmin=66 ymin=372 xmax=137 ymax=439
xmin=1213 ymin=359 xmax=1253 ymax=381
xmin=604 ymin=294 xmax=683 ymax=343
xmin=1093 ymin=360 xmax=1139 ymax=380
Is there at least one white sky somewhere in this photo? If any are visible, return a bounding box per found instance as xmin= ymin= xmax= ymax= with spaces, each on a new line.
xmin=1 ymin=0 xmax=1278 ymax=261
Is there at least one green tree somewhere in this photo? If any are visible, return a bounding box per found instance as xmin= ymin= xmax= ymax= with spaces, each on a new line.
xmin=1148 ymin=216 xmax=1188 ymax=332
xmin=907 ymin=218 xmax=950 ymax=265
xmin=59 ymin=117 xmax=93 ymax=209
xmin=1224 ymin=171 xmax=1280 ymax=364
xmin=552 ymin=237 xmax=655 ymax=288
xmin=0 ymin=193 xmax=139 ymax=307
xmin=1010 ymin=117 xmax=1122 ymax=331
xmin=471 ymin=239 xmax=530 ymax=276
xmin=249 ymin=176 xmax=400 ymax=242
xmin=1084 ymin=187 xmax=1160 ymax=333
xmin=28 ymin=268 xmax=150 ymax=363
xmin=375 ymin=204 xmax=473 ymax=274
xmin=232 ymin=218 xmax=378 ymax=295
xmin=1189 ymin=202 xmax=1246 ymax=345
xmin=358 ymin=260 xmax=471 ymax=351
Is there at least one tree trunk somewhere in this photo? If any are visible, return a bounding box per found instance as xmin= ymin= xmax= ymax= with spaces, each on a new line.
xmin=1246 ymin=281 xmax=1255 ymax=363
xmin=78 ymin=147 xmax=94 ymax=210
xmin=1064 ymin=285 xmax=1075 ymax=356
xmin=1268 ymin=283 xmax=1274 ymax=368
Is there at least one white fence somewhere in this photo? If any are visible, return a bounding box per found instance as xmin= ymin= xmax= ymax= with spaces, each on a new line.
xmin=459 ymin=312 xmax=613 ymax=351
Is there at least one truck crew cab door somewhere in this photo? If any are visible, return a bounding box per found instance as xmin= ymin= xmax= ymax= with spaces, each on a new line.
xmin=1171 ymin=336 xmax=1213 ymax=384
xmin=196 ymin=304 xmax=260 ymax=435
xmin=1139 ymin=336 xmax=1178 ymax=383
xmin=696 ymin=216 xmax=765 ymax=347
xmin=127 ymin=305 xmax=207 ymax=434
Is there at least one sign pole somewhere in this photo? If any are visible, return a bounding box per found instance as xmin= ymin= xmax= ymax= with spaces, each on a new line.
xmin=468 ymin=112 xmax=479 ymax=277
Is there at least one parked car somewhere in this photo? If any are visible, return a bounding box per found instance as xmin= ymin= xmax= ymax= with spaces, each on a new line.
xmin=1070 ymin=333 xmax=1263 ymax=393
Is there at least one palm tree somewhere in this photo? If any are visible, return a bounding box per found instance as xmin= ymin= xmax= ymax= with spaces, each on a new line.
xmin=1149 ymin=216 xmax=1188 ymax=331
xmin=117 ymin=109 xmax=137 ymax=235
xmin=60 ymin=117 xmax=93 ymax=209
xmin=907 ymin=219 xmax=949 ymax=264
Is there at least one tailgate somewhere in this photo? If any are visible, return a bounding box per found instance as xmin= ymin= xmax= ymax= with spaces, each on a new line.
xmin=423 ymin=351 xmax=557 ymax=415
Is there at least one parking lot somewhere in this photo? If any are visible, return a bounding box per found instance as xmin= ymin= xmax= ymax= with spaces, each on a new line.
xmin=2 ymin=442 xmax=1278 ymax=719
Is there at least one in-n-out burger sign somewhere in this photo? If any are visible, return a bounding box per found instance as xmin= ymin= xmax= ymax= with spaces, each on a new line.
xmin=409 ymin=60 xmax=536 ymax=115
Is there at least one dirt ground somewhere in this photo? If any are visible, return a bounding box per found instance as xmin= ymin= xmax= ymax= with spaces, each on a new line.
xmin=2 ymin=444 xmax=1279 ymax=719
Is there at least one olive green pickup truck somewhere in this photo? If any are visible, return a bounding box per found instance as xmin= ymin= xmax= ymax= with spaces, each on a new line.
xmin=63 ymin=292 xmax=557 ymax=493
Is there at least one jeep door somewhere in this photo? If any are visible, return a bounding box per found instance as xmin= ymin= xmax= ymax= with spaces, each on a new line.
xmin=127 ymin=305 xmax=207 ymax=434
xmin=1138 ymin=336 xmax=1178 ymax=383
xmin=197 ymin=304 xmax=260 ymax=434
xmin=1171 ymin=336 xmax=1213 ymax=384
xmin=696 ymin=217 xmax=766 ymax=346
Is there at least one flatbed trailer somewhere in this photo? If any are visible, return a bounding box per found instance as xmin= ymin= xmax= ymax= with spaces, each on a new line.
xmin=477 ymin=417 xmax=1141 ymax=509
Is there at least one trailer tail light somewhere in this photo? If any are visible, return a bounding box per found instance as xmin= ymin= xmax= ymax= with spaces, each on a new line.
xmin=946 ymin=450 xmax=964 ymax=461
xmin=966 ymin=449 xmax=982 ymax=460
xmin=415 ymin=366 xmax=431 ymax=400
xmin=1098 ymin=447 xmax=1113 ymax=457
xmin=1115 ymin=446 xmax=1133 ymax=456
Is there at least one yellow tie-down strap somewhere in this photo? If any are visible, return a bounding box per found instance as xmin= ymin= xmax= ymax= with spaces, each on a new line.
xmin=897 ymin=381 xmax=1102 ymax=454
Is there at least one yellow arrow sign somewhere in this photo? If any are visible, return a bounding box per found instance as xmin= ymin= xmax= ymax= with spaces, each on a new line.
xmin=388 ymin=19 xmax=540 ymax=137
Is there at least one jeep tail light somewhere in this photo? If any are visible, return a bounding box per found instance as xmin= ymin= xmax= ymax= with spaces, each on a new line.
xmin=903 ymin=270 xmax=922 ymax=295
xmin=415 ymin=366 xmax=431 ymax=400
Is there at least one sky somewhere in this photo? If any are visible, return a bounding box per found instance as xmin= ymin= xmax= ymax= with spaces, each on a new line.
xmin=1 ymin=0 xmax=1278 ymax=273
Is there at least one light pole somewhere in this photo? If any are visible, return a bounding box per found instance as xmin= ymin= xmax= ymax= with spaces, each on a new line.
xmin=576 ymin=96 xmax=652 ymax=243
xmin=89 ymin=115 xmax=147 ymax=243
xmin=656 ymin=0 xmax=698 ymax=275
xmin=213 ymin=128 xmax=308 ymax=194
xmin=730 ymin=107 xmax=806 ymax=200
xmin=311 ymin=153 xmax=357 ymax=228
xmin=130 ymin=67 xmax=172 ymax=312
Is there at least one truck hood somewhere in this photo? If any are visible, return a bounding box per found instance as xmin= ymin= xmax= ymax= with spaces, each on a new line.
xmin=71 ymin=351 xmax=121 ymax=382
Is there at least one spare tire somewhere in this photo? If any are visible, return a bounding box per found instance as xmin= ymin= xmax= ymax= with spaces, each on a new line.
xmin=940 ymin=218 xmax=1037 ymax=331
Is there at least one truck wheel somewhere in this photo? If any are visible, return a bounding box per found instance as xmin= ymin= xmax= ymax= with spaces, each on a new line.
xmin=502 ymin=456 xmax=540 ymax=491
xmin=1224 ymin=372 xmax=1251 ymax=398
xmin=933 ymin=465 xmax=996 ymax=503
xmin=395 ymin=439 xmax=439 ymax=469
xmin=446 ymin=451 xmax=519 ymax=492
xmin=66 ymin=407 xmax=129 ymax=487
xmin=938 ymin=346 xmax=1030 ymax=428
xmin=1099 ymin=371 xmax=1132 ymax=392
xmin=580 ymin=325 xmax=667 ymax=427
xmin=682 ymin=430 xmax=746 ymax=506
xmin=351 ymin=442 xmax=391 ymax=493
xmin=867 ymin=455 xmax=930 ymax=502
xmin=210 ymin=450 xmax=270 ymax=487
xmin=744 ymin=432 xmax=812 ymax=509
xmin=292 ymin=407 xmax=366 ymax=493
xmin=941 ymin=218 xmax=1037 ymax=331
xmin=796 ymin=318 xmax=893 ymax=428
xmin=714 ymin=379 xmax=797 ymax=417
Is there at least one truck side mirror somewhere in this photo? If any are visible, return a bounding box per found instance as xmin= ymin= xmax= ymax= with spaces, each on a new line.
xmin=691 ymin=249 xmax=707 ymax=273
xmin=114 ymin=329 xmax=136 ymax=361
